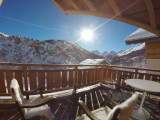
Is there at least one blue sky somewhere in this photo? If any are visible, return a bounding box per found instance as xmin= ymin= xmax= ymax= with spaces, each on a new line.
xmin=0 ymin=0 xmax=138 ymax=53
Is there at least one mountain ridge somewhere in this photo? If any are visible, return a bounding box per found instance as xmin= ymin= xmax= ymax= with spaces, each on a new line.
xmin=0 ymin=32 xmax=103 ymax=64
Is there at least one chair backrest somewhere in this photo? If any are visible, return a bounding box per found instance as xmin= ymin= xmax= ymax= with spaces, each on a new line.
xmin=10 ymin=78 xmax=24 ymax=104
xmin=117 ymin=93 xmax=138 ymax=120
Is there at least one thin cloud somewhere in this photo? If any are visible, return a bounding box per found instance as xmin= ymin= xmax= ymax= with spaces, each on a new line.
xmin=0 ymin=15 xmax=69 ymax=33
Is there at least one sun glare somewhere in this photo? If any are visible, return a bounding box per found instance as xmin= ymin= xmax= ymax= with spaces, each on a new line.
xmin=81 ymin=29 xmax=93 ymax=41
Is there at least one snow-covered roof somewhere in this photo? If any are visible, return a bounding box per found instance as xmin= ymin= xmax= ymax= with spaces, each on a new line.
xmin=125 ymin=28 xmax=159 ymax=45
xmin=80 ymin=59 xmax=107 ymax=65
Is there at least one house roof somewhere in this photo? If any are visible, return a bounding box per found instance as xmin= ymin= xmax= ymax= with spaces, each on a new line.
xmin=52 ymin=0 xmax=160 ymax=37
xmin=80 ymin=59 xmax=108 ymax=65
xmin=125 ymin=28 xmax=160 ymax=45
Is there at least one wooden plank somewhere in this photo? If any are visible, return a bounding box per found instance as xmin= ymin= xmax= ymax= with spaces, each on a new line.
xmin=92 ymin=69 xmax=96 ymax=82
xmin=78 ymin=70 xmax=82 ymax=86
xmin=107 ymin=69 xmax=112 ymax=83
xmin=69 ymin=71 xmax=74 ymax=87
xmin=29 ymin=72 xmax=37 ymax=90
xmin=24 ymin=66 xmax=28 ymax=90
xmin=117 ymin=71 xmax=122 ymax=85
xmin=0 ymin=72 xmax=6 ymax=93
xmin=91 ymin=90 xmax=99 ymax=110
xmin=145 ymin=0 xmax=156 ymax=28
xmin=108 ymin=0 xmax=122 ymax=16
xmin=62 ymin=71 xmax=67 ymax=88
xmin=86 ymin=92 xmax=92 ymax=111
xmin=83 ymin=0 xmax=97 ymax=11
xmin=69 ymin=0 xmax=80 ymax=10
xmin=138 ymin=73 xmax=145 ymax=79
xmin=87 ymin=70 xmax=91 ymax=84
xmin=95 ymin=69 xmax=99 ymax=82
xmin=38 ymin=71 xmax=45 ymax=88
xmin=122 ymin=72 xmax=129 ymax=85
xmin=47 ymin=72 xmax=54 ymax=90
xmin=145 ymin=74 xmax=151 ymax=80
xmin=111 ymin=70 xmax=116 ymax=83
xmin=103 ymin=69 xmax=107 ymax=81
xmin=6 ymin=71 xmax=13 ymax=93
xmin=82 ymin=70 xmax=87 ymax=85
xmin=98 ymin=69 xmax=101 ymax=81
xmin=129 ymin=72 xmax=134 ymax=79
xmin=90 ymin=70 xmax=94 ymax=83
xmin=15 ymin=71 xmax=23 ymax=91
xmin=55 ymin=72 xmax=61 ymax=89
xmin=146 ymin=41 xmax=160 ymax=59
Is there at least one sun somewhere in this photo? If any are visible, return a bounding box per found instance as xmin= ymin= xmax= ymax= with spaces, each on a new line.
xmin=81 ymin=29 xmax=93 ymax=41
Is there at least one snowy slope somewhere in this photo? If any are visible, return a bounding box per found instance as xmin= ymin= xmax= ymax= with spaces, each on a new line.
xmin=117 ymin=43 xmax=145 ymax=56
xmin=0 ymin=32 xmax=103 ymax=65
xmin=111 ymin=43 xmax=145 ymax=67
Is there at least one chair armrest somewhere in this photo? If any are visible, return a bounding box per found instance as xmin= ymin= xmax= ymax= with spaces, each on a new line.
xmin=22 ymin=87 xmax=45 ymax=99
xmin=102 ymin=93 xmax=119 ymax=107
xmin=78 ymin=100 xmax=100 ymax=120
xmin=20 ymin=96 xmax=55 ymax=108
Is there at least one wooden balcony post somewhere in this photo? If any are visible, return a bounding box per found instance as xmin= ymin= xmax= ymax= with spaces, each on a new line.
xmin=135 ymin=69 xmax=138 ymax=79
xmin=73 ymin=66 xmax=78 ymax=92
xmin=24 ymin=65 xmax=28 ymax=90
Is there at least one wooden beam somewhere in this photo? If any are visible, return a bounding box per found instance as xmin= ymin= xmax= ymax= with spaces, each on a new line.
xmin=51 ymin=0 xmax=66 ymax=14
xmin=69 ymin=0 xmax=80 ymax=10
xmin=145 ymin=0 xmax=156 ymax=28
xmin=0 ymin=0 xmax=3 ymax=6
xmin=108 ymin=0 xmax=122 ymax=16
xmin=83 ymin=0 xmax=97 ymax=11
xmin=65 ymin=10 xmax=160 ymax=36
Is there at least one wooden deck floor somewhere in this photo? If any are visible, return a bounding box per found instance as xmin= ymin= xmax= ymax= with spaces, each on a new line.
xmin=0 ymin=86 xmax=160 ymax=120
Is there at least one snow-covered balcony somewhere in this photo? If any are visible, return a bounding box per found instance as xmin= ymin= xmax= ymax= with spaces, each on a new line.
xmin=0 ymin=63 xmax=160 ymax=119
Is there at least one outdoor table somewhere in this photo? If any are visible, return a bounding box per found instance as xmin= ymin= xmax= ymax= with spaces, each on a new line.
xmin=125 ymin=79 xmax=160 ymax=120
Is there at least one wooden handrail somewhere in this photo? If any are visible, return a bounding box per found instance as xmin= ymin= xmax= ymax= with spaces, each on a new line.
xmin=0 ymin=62 xmax=160 ymax=97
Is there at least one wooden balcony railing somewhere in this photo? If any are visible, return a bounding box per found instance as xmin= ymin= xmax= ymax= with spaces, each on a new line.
xmin=0 ymin=63 xmax=160 ymax=96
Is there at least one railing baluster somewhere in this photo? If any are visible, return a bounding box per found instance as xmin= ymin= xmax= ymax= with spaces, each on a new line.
xmin=78 ymin=70 xmax=82 ymax=86
xmin=38 ymin=71 xmax=45 ymax=89
xmin=47 ymin=71 xmax=54 ymax=90
xmin=0 ymin=72 xmax=6 ymax=93
xmin=6 ymin=71 xmax=13 ymax=93
xmin=24 ymin=66 xmax=28 ymax=90
xmin=82 ymin=69 xmax=87 ymax=85
xmin=55 ymin=71 xmax=61 ymax=89
xmin=87 ymin=70 xmax=91 ymax=84
xmin=62 ymin=70 xmax=67 ymax=88
xmin=69 ymin=70 xmax=74 ymax=87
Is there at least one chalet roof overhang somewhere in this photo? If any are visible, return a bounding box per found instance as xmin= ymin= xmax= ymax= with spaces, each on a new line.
xmin=52 ymin=0 xmax=160 ymax=37
xmin=125 ymin=28 xmax=160 ymax=45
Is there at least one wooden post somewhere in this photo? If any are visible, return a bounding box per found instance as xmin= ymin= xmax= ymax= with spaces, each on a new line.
xmin=24 ymin=65 xmax=28 ymax=91
xmin=73 ymin=66 xmax=78 ymax=92
xmin=135 ymin=69 xmax=138 ymax=79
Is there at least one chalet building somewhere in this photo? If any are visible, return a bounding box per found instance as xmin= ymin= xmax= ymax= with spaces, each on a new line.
xmin=125 ymin=28 xmax=160 ymax=70
xmin=80 ymin=59 xmax=110 ymax=68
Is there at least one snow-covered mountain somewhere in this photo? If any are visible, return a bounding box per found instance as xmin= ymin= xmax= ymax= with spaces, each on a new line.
xmin=0 ymin=32 xmax=103 ymax=64
xmin=92 ymin=43 xmax=145 ymax=67
xmin=101 ymin=51 xmax=117 ymax=60
xmin=92 ymin=50 xmax=101 ymax=55
xmin=117 ymin=43 xmax=145 ymax=56
xmin=111 ymin=43 xmax=145 ymax=67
